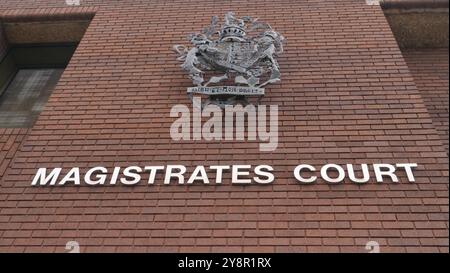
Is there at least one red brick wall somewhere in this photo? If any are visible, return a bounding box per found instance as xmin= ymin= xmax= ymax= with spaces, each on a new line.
xmin=0 ymin=129 xmax=30 ymax=179
xmin=403 ymin=48 xmax=449 ymax=154
xmin=0 ymin=1 xmax=448 ymax=253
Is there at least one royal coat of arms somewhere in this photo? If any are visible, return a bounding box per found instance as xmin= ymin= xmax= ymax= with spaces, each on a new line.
xmin=173 ymin=12 xmax=285 ymax=108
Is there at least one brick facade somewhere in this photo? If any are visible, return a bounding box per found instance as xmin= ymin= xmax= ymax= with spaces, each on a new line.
xmin=0 ymin=128 xmax=30 ymax=178
xmin=403 ymin=48 xmax=449 ymax=154
xmin=0 ymin=0 xmax=448 ymax=253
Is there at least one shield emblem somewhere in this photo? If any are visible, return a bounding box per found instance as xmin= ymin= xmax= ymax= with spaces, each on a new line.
xmin=173 ymin=11 xmax=285 ymax=108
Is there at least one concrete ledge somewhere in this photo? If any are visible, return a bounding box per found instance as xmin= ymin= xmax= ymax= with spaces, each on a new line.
xmin=0 ymin=7 xmax=96 ymax=22
xmin=382 ymin=0 xmax=449 ymax=48
xmin=0 ymin=7 xmax=94 ymax=45
xmin=381 ymin=0 xmax=449 ymax=10
xmin=3 ymin=20 xmax=91 ymax=44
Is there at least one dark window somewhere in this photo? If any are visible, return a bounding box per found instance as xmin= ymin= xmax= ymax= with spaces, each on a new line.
xmin=0 ymin=44 xmax=77 ymax=127
xmin=0 ymin=68 xmax=63 ymax=127
xmin=0 ymin=13 xmax=93 ymax=128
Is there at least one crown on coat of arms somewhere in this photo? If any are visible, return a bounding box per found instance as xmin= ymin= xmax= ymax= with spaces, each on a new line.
xmin=220 ymin=12 xmax=248 ymax=41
